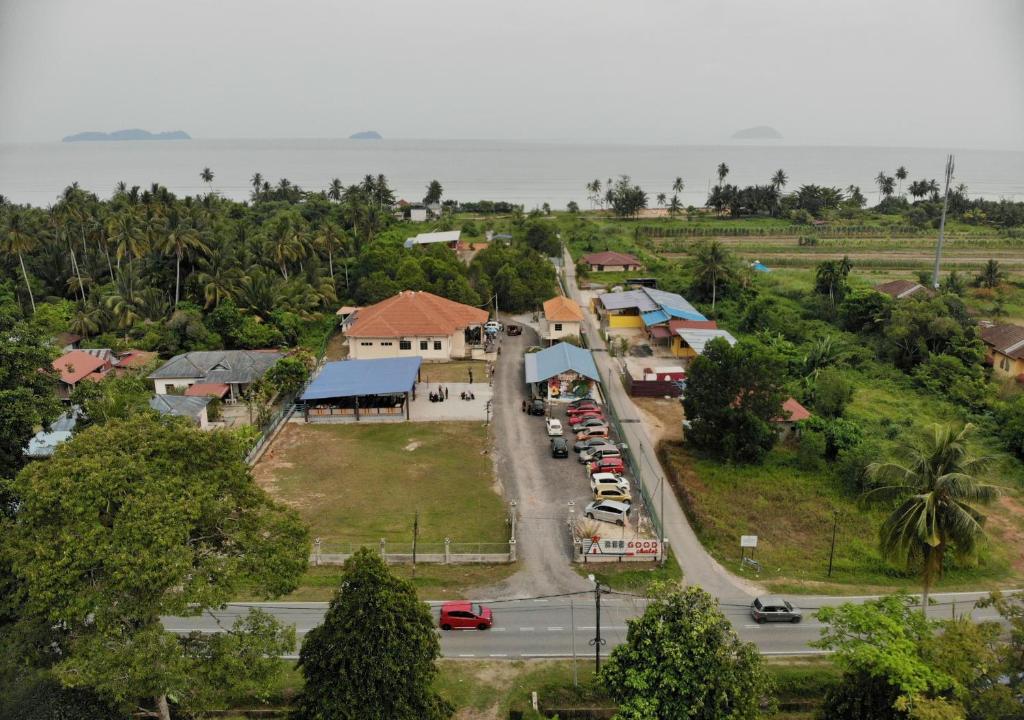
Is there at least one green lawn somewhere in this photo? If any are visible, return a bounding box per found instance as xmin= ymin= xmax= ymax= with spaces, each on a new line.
xmin=254 ymin=422 xmax=508 ymax=553
xmin=416 ymin=359 xmax=488 ymax=384
xmin=574 ymin=548 xmax=683 ymax=593
xmin=273 ymin=563 xmax=519 ymax=602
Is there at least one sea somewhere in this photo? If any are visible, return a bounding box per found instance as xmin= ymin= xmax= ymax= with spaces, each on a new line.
xmin=1 ymin=138 xmax=1022 ymax=209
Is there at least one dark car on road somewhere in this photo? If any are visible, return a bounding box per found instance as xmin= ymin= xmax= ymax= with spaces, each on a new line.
xmin=550 ymin=436 xmax=569 ymax=458
xmin=527 ymin=399 xmax=546 ymax=416
xmin=750 ymin=596 xmax=802 ymax=623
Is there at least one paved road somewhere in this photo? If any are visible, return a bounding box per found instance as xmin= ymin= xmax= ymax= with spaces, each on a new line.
xmin=164 ymin=591 xmax=1007 ymax=659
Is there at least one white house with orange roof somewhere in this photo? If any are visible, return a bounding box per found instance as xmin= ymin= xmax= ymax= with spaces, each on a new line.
xmin=343 ymin=290 xmax=489 ymax=361
xmin=541 ymin=295 xmax=583 ymax=345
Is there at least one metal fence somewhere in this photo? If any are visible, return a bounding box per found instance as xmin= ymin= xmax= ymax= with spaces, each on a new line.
xmin=311 ymin=538 xmax=515 ymax=566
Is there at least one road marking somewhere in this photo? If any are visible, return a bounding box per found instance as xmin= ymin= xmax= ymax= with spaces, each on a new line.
xmin=532 ymin=599 xmax=549 ymax=603
xmin=519 ymin=627 xmax=535 ymax=632
xmin=547 ymin=626 xmax=564 ymax=631
xmin=489 ymin=654 xmax=508 ymax=658
xmin=458 ymin=654 xmax=475 ymax=658
xmin=576 ymin=626 xmax=627 ymax=631
xmin=521 ymin=653 xmax=569 ymax=658
xmin=492 ymin=627 xmax=507 ymax=632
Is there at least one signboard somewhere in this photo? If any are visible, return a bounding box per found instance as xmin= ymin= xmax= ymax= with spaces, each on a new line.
xmin=584 ymin=536 xmax=661 ymax=558
xmin=740 ymin=535 xmax=758 ymax=548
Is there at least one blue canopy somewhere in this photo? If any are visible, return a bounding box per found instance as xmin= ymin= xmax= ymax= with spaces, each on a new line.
xmin=300 ymin=357 xmax=422 ymax=401
xmin=641 ymin=305 xmax=706 ymax=326
xmin=524 ymin=342 xmax=600 ymax=383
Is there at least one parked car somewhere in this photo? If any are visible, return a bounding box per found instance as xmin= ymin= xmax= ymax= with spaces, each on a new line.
xmin=750 ymin=596 xmax=802 ymax=624
xmin=571 ymin=418 xmax=607 ymax=432
xmin=440 ymin=601 xmax=494 ymax=630
xmin=593 ymin=485 xmax=632 ymax=503
xmin=567 ymin=402 xmax=601 ymax=414
xmin=576 ymin=426 xmax=610 ymax=441
xmin=546 ymin=418 xmax=564 ymax=436
xmin=574 ymin=437 xmax=610 ymax=453
xmin=550 ymin=436 xmax=569 ymax=458
xmin=484 ymin=320 xmax=503 ymax=333
xmin=579 ymin=444 xmax=621 ymax=464
xmin=527 ymin=399 xmax=546 ymax=416
xmin=568 ymin=398 xmax=599 ymax=409
xmin=590 ymin=472 xmax=630 ymax=493
xmin=506 ymin=324 xmax=522 ymax=336
xmin=567 ymin=409 xmax=605 ymax=422
xmin=584 ymin=499 xmax=631 ymax=526
xmin=588 ymin=456 xmax=625 ymax=475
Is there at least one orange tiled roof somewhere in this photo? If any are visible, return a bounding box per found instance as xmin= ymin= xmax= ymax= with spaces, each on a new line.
xmin=345 ymin=290 xmax=489 ymax=338
xmin=53 ymin=350 xmax=109 ymax=385
xmin=543 ymin=296 xmax=583 ymax=322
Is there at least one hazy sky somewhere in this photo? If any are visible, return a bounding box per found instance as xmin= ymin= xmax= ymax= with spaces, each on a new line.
xmin=2 ymin=0 xmax=1022 ymax=148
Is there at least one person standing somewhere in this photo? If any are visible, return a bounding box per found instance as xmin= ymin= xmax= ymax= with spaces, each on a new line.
xmin=444 ymin=386 xmax=449 ymax=400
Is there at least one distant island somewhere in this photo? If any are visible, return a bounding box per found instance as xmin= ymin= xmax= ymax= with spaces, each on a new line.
xmin=731 ymin=126 xmax=783 ymax=140
xmin=349 ymin=130 xmax=382 ymax=140
xmin=62 ymin=129 xmax=191 ymax=143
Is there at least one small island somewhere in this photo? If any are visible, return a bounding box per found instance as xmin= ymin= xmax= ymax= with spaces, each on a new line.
xmin=349 ymin=130 xmax=382 ymax=140
xmin=730 ymin=126 xmax=783 ymax=140
xmin=62 ymin=129 xmax=191 ymax=143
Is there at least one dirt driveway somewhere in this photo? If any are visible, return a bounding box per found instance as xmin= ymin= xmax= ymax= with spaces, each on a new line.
xmin=475 ymin=324 xmax=592 ymax=599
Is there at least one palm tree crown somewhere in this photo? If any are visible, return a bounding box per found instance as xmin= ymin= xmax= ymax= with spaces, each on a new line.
xmin=771 ymin=169 xmax=788 ymax=191
xmin=716 ymin=163 xmax=729 ymax=187
xmin=866 ymin=423 xmax=1000 ymax=613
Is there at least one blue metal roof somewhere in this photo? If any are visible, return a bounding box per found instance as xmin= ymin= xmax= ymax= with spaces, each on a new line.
xmin=300 ymin=357 xmax=422 ymax=401
xmin=641 ymin=309 xmax=670 ymax=326
xmin=524 ymin=343 xmax=601 ymax=383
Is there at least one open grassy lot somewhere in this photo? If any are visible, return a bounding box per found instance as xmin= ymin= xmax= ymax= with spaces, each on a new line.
xmin=254 ymin=421 xmax=508 ymax=552
xmin=417 ymin=359 xmax=489 ymax=384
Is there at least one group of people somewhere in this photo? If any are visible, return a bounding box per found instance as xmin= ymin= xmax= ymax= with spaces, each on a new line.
xmin=428 ymin=386 xmax=449 ymax=402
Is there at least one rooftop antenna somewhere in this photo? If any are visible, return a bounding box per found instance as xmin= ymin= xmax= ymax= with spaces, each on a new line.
xmin=931 ymin=154 xmax=955 ymax=290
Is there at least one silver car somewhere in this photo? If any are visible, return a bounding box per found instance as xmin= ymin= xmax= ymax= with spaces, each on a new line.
xmin=578 ymin=444 xmax=620 ymax=464
xmin=750 ymin=596 xmax=802 ymax=623
xmin=584 ymin=499 xmax=631 ymax=526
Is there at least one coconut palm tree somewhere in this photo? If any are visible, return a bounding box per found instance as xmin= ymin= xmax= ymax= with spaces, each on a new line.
xmin=690 ymin=239 xmax=733 ymax=312
xmin=328 ymin=178 xmax=344 ymax=202
xmin=977 ymin=259 xmax=1005 ymax=289
xmin=157 ymin=207 xmax=210 ymax=305
xmin=771 ymin=169 xmax=788 ymax=192
xmin=865 ymin=423 xmax=999 ymax=614
xmin=200 ymin=167 xmax=215 ymax=193
xmin=2 ymin=211 xmax=38 ymax=312
xmin=667 ymin=194 xmax=683 ymax=218
xmin=106 ymin=208 xmax=146 ymax=295
xmin=875 ymin=171 xmax=890 ymax=202
xmin=69 ymin=300 xmax=102 ymax=338
xmin=672 ymin=177 xmax=684 ymax=194
xmin=251 ymin=172 xmax=264 ymax=200
xmin=195 ymin=244 xmax=243 ymax=309
xmin=716 ymin=163 xmax=729 ymax=187
xmin=895 ymin=166 xmax=908 ymax=196
xmin=314 ymin=220 xmax=348 ymax=284
xmin=656 ymin=192 xmax=667 ymax=207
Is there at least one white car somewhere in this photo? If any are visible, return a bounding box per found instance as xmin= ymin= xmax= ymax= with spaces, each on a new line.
xmin=590 ymin=472 xmax=630 ymax=493
xmin=584 ymin=500 xmax=631 ymax=526
xmin=484 ymin=320 xmax=502 ymax=333
xmin=545 ymin=418 xmax=564 ymax=436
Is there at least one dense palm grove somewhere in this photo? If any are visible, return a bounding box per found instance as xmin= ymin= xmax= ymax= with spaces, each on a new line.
xmin=0 ymin=175 xmax=557 ymax=354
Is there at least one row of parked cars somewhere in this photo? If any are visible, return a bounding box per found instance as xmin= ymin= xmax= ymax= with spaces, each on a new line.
xmin=543 ymin=397 xmax=633 ymax=527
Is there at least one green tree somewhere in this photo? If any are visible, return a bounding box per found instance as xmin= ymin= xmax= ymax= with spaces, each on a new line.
xmin=812 ymin=367 xmax=854 ymax=418
xmin=423 ymin=179 xmax=443 ymax=206
xmin=293 ymin=548 xmax=451 ymax=720
xmin=263 ymin=356 xmax=309 ymax=396
xmin=682 ymin=338 xmax=786 ymax=463
xmin=199 ymin=166 xmax=214 ymax=192
xmin=688 ymin=239 xmax=736 ymax=311
xmin=2 ymin=211 xmax=38 ymax=313
xmin=866 ymin=424 xmax=1000 ymax=613
xmin=3 ymin=415 xmax=308 ymax=719
xmin=600 ymin=585 xmax=772 ymax=720
xmin=896 ymin=165 xmax=909 ymax=196
xmin=814 ymin=256 xmax=853 ymax=311
xmin=771 ymin=168 xmax=788 ymax=192
xmin=716 ymin=162 xmax=729 ymax=187
xmin=976 ymin=259 xmax=1004 ymax=288
xmin=156 ymin=206 xmax=209 ymax=306
xmin=996 ymin=396 xmax=1024 ymax=459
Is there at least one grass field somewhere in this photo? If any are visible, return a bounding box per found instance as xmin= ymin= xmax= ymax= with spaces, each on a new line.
xmin=253 ymin=421 xmax=508 ymax=552
xmin=417 ymin=359 xmax=489 ymax=384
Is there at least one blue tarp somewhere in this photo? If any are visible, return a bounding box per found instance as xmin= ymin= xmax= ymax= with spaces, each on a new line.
xmin=752 ymin=262 xmax=771 ymax=273
xmin=300 ymin=357 xmax=422 ymax=401
xmin=524 ymin=342 xmax=601 ymax=383
xmin=641 ymin=306 xmax=706 ymax=326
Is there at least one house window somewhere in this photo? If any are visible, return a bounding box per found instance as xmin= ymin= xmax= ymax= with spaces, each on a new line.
xmin=433 ymin=341 xmax=442 ymax=350
xmin=554 ymin=323 xmax=563 ymax=331
xmin=399 ymin=340 xmax=412 ymax=350
xmin=420 ymin=340 xmax=428 ymax=350
xmin=1001 ymin=356 xmax=1010 ymax=371
xmin=360 ymin=342 xmax=372 ymax=346
xmin=381 ymin=341 xmax=393 ymax=346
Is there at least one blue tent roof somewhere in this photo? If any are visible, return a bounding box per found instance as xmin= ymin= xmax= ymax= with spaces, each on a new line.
xmin=524 ymin=343 xmax=600 ymax=383
xmin=300 ymin=357 xmax=422 ymax=401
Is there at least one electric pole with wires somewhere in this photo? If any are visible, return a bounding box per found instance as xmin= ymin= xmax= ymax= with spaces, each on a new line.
xmin=931 ymin=154 xmax=955 ymax=289
xmin=587 ymin=574 xmax=610 ymax=672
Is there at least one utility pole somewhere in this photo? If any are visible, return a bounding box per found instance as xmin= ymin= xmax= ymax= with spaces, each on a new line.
xmin=412 ymin=511 xmax=419 ymax=576
xmin=931 ymin=154 xmax=955 ymax=290
xmin=827 ymin=511 xmax=838 ymax=578
xmin=588 ymin=574 xmax=608 ymax=673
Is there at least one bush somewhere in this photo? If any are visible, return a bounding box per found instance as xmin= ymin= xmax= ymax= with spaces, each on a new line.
xmin=996 ymin=397 xmax=1024 ymax=459
xmin=813 ymin=368 xmax=854 ymax=418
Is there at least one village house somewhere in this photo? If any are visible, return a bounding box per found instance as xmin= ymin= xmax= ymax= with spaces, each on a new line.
xmin=343 ymin=290 xmax=489 ymax=361
xmin=149 ymin=395 xmax=212 ymax=429
xmin=580 ymin=251 xmax=642 ymax=272
xmin=147 ymin=350 xmax=285 ymax=400
xmin=980 ymin=323 xmax=1024 ymax=382
xmin=403 ymin=230 xmax=460 ymax=249
xmin=52 ymin=349 xmax=113 ymax=400
xmin=772 ymin=397 xmax=812 ymax=439
xmin=541 ymin=295 xmax=583 ymax=345
xmin=874 ymin=279 xmax=934 ymax=300
xmin=524 ymin=342 xmax=601 ymax=402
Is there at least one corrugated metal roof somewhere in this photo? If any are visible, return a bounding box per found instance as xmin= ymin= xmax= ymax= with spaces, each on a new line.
xmin=148 ymin=350 xmax=284 ymax=382
xmin=524 ymin=343 xmax=600 ymax=383
xmin=149 ymin=395 xmax=211 ymax=420
xmin=403 ymin=230 xmax=461 ymax=248
xmin=675 ymin=328 xmax=737 ymax=354
xmin=300 ymin=357 xmax=422 ymax=401
xmin=598 ymin=289 xmax=659 ymax=312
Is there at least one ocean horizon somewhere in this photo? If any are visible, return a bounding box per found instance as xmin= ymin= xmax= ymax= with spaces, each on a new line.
xmin=2 ymin=137 xmax=1022 ymax=209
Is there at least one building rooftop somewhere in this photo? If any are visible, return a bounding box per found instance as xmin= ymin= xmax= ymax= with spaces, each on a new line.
xmin=148 ymin=350 xmax=284 ymax=383
xmin=300 ymin=357 xmax=422 ymax=401
xmin=675 ymin=328 xmax=737 ymax=354
xmin=582 ymin=251 xmax=641 ymax=266
xmin=53 ymin=350 xmax=110 ymax=385
xmin=981 ymin=323 xmax=1024 ymax=360
xmin=524 ymin=342 xmax=600 ymax=383
xmin=874 ymin=279 xmax=933 ymax=300
xmin=403 ymin=230 xmax=461 ymax=249
xmin=149 ymin=394 xmax=211 ymax=421
xmin=543 ymin=295 xmax=584 ymax=322
xmin=345 ymin=290 xmax=488 ymax=338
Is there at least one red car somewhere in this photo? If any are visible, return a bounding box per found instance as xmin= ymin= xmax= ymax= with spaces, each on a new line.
xmin=439 ymin=601 xmax=493 ymax=631
xmin=588 ymin=456 xmax=625 ymax=475
xmin=567 ymin=405 xmax=603 ymax=416
xmin=568 ymin=400 xmax=600 ymax=412
xmin=568 ymin=410 xmax=605 ymax=423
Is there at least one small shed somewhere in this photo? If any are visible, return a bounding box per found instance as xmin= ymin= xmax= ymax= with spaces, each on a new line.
xmin=524 ymin=342 xmax=601 ymax=401
xmin=299 ymin=357 xmax=422 ymax=421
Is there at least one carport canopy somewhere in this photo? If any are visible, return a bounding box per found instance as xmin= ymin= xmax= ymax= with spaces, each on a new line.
xmin=300 ymin=357 xmax=422 ymax=401
xmin=524 ymin=342 xmax=600 ymax=383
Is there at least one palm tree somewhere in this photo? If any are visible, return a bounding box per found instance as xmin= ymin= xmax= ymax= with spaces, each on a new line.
xmin=977 ymin=259 xmax=1005 ymax=289
xmin=895 ymin=166 xmax=908 ymax=196
xmin=314 ymin=220 xmax=348 ymax=284
xmin=716 ymin=162 xmax=729 ymax=187
xmin=195 ymin=245 xmax=243 ymax=308
xmin=865 ymin=423 xmax=999 ymax=614
xmin=2 ymin=211 xmax=38 ymax=312
xmin=656 ymin=192 xmax=667 ymax=207
xmin=881 ymin=176 xmax=896 ymax=200
xmin=251 ymin=172 xmax=264 ymax=200
xmin=328 ymin=178 xmax=343 ymax=202
xmin=69 ymin=300 xmax=102 ymax=338
xmin=200 ymin=167 xmax=214 ymax=193
xmin=690 ymin=239 xmax=733 ymax=311
xmin=106 ymin=208 xmax=146 ymax=295
xmin=157 ymin=207 xmax=209 ymax=305
xmin=672 ymin=177 xmax=684 ymax=194
xmin=771 ymin=169 xmax=788 ymax=192
xmin=667 ymin=194 xmax=683 ymax=218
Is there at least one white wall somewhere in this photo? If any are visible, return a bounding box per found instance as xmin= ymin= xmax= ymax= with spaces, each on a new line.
xmin=153 ymin=378 xmax=195 ymax=395
xmin=544 ymin=319 xmax=581 ymax=342
xmin=347 ymin=335 xmax=452 ymax=361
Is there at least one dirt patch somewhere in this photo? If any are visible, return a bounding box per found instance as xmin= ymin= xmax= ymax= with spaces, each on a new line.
xmin=404 ymin=440 xmax=423 ymax=452
xmin=633 ymin=397 xmax=684 ymax=444
xmin=985 ymin=494 xmax=1024 ymax=575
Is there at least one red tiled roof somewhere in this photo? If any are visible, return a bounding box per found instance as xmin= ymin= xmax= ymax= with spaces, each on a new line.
xmin=52 ymin=350 xmax=109 ymax=385
xmin=581 ymin=251 xmax=641 ymax=266
xmin=980 ymin=323 xmax=1024 ymax=360
xmin=345 ymin=290 xmax=489 ymax=338
xmin=667 ymin=319 xmax=718 ymax=332
xmin=184 ymin=383 xmax=230 ymax=398
xmin=543 ymin=296 xmax=583 ymax=322
xmin=774 ymin=397 xmax=812 ymax=423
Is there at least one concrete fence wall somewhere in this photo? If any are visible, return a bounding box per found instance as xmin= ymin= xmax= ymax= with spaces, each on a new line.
xmin=310 ymin=537 xmax=516 ymax=566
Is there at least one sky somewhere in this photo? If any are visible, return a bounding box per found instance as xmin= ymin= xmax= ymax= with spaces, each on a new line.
xmin=1 ymin=0 xmax=1022 ymax=149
